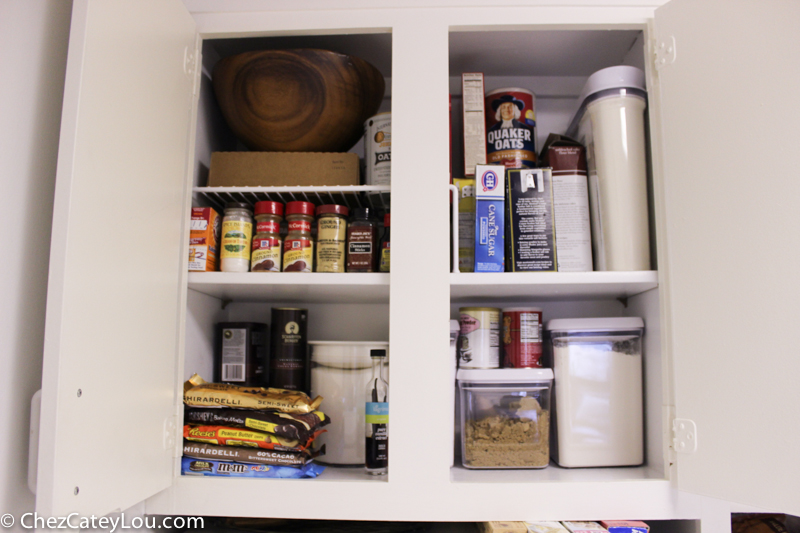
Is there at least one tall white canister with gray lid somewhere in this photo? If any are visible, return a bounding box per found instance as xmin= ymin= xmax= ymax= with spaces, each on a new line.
xmin=546 ymin=317 xmax=644 ymax=468
xmin=566 ymin=66 xmax=650 ymax=271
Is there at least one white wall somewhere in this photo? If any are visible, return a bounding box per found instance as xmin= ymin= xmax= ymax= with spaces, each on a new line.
xmin=0 ymin=0 xmax=72 ymax=526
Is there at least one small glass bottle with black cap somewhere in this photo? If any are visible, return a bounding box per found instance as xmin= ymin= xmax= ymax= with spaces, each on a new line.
xmin=365 ymin=348 xmax=388 ymax=475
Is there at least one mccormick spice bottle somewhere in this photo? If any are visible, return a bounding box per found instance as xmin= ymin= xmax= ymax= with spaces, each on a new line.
xmin=251 ymin=201 xmax=283 ymax=272
xmin=379 ymin=213 xmax=390 ymax=273
xmin=283 ymin=201 xmax=315 ymax=272
xmin=315 ymin=204 xmax=349 ymax=272
xmin=220 ymin=202 xmax=253 ymax=272
xmin=346 ymin=207 xmax=378 ymax=272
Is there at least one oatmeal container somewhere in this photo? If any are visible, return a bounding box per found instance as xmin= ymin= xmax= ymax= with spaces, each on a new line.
xmin=457 ymin=368 xmax=553 ymax=469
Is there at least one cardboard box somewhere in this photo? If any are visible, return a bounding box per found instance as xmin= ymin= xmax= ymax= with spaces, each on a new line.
xmin=452 ymin=178 xmax=476 ymax=272
xmin=189 ymin=207 xmax=220 ymax=272
xmin=505 ymin=168 xmax=556 ymax=272
xmin=208 ymin=152 xmax=360 ymax=187
xmin=540 ymin=134 xmax=593 ymax=272
xmin=599 ymin=521 xmax=649 ymax=533
xmin=474 ymin=164 xmax=505 ymax=272
xmin=526 ymin=523 xmax=570 ymax=533
xmin=562 ymin=522 xmax=608 ymax=533
xmin=478 ymin=522 xmax=528 ymax=533
xmin=462 ymin=73 xmax=487 ymax=177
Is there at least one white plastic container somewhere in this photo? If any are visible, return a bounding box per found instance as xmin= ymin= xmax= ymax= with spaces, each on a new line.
xmin=566 ymin=66 xmax=650 ymax=272
xmin=546 ymin=317 xmax=644 ymax=468
xmin=457 ymin=368 xmax=553 ymax=469
xmin=309 ymin=341 xmax=389 ymax=466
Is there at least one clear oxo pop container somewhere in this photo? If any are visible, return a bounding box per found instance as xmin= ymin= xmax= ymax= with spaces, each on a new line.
xmin=457 ymin=368 xmax=553 ymax=469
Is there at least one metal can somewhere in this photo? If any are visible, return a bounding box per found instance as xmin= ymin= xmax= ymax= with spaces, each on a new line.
xmin=458 ymin=307 xmax=500 ymax=368
xmin=501 ymin=307 xmax=543 ymax=368
xmin=485 ymin=88 xmax=537 ymax=169
xmin=269 ymin=308 xmax=309 ymax=393
xmin=364 ymin=112 xmax=391 ymax=186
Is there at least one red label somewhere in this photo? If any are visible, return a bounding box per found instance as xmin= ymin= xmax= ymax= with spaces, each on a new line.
xmin=288 ymin=221 xmax=311 ymax=233
xmin=253 ymin=237 xmax=280 ymax=251
xmin=256 ymin=221 xmax=280 ymax=234
xmin=502 ymin=310 xmax=543 ymax=368
xmin=284 ymin=238 xmax=312 ymax=251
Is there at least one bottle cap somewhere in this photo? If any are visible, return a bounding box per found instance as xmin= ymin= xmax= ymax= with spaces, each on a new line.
xmin=254 ymin=201 xmax=284 ymax=217
xmin=285 ymin=201 xmax=315 ymax=217
xmin=225 ymin=202 xmax=251 ymax=211
xmin=316 ymin=204 xmax=349 ymax=217
xmin=352 ymin=207 xmax=373 ymax=220
xmin=370 ymin=349 xmax=387 ymax=358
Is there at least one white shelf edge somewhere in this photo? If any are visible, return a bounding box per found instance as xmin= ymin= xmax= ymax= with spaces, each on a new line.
xmin=188 ymin=272 xmax=390 ymax=286
xmin=450 ymin=271 xmax=658 ymax=286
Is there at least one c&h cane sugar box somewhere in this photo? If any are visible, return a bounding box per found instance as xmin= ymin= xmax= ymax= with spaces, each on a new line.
xmin=189 ymin=207 xmax=221 ymax=272
xmin=474 ymin=164 xmax=505 ymax=272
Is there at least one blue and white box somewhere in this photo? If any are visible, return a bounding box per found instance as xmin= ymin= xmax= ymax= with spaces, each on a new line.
xmin=474 ymin=164 xmax=505 ymax=272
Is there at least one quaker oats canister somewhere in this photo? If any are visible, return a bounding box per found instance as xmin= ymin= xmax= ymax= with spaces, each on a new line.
xmin=485 ymin=88 xmax=537 ymax=169
xmin=502 ymin=307 xmax=543 ymax=368
xmin=458 ymin=307 xmax=501 ymax=369
xmin=364 ymin=112 xmax=391 ymax=186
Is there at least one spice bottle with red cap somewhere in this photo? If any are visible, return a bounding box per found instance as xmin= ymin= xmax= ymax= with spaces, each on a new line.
xmin=251 ymin=201 xmax=284 ymax=272
xmin=315 ymin=204 xmax=349 ymax=273
xmin=283 ymin=201 xmax=315 ymax=272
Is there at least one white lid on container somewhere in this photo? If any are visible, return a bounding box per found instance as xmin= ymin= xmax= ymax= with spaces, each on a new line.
xmin=457 ymin=368 xmax=554 ymax=383
xmin=577 ymin=65 xmax=646 ymax=106
xmin=309 ymin=341 xmax=389 ymax=369
xmin=546 ymin=317 xmax=644 ymax=332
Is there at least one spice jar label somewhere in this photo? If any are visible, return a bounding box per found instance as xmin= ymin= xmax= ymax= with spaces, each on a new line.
xmin=221 ymin=220 xmax=252 ymax=260
xmin=283 ymin=238 xmax=313 ymax=272
xmin=256 ymin=220 xmax=280 ymax=234
xmin=316 ymin=217 xmax=347 ymax=272
xmin=288 ymin=220 xmax=312 ymax=233
xmin=252 ymin=237 xmax=282 ymax=272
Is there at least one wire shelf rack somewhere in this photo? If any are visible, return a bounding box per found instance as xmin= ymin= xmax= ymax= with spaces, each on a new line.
xmin=193 ymin=186 xmax=391 ymax=213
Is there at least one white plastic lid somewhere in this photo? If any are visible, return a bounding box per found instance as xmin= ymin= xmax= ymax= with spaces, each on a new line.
xmin=577 ymin=65 xmax=646 ymax=106
xmin=309 ymin=341 xmax=389 ymax=368
xmin=457 ymin=368 xmax=554 ymax=383
xmin=546 ymin=317 xmax=644 ymax=332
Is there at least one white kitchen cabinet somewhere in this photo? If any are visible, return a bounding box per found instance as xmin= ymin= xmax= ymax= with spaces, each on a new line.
xmin=36 ymin=0 xmax=800 ymax=529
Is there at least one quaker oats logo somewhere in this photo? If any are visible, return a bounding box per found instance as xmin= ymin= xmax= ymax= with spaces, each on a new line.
xmin=285 ymin=321 xmax=300 ymax=334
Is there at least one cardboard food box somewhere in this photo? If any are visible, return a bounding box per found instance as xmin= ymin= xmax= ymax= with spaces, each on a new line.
xmin=452 ymin=177 xmax=476 ymax=272
xmin=540 ymin=134 xmax=593 ymax=272
xmin=526 ymin=523 xmax=570 ymax=533
xmin=189 ymin=207 xmax=221 ymax=272
xmin=562 ymin=522 xmax=608 ymax=533
xmin=599 ymin=521 xmax=649 ymax=533
xmin=505 ymin=168 xmax=557 ymax=272
xmin=208 ymin=152 xmax=360 ymax=187
xmin=478 ymin=522 xmax=528 ymax=533
xmin=462 ymin=73 xmax=488 ymax=177
xmin=474 ymin=164 xmax=505 ymax=272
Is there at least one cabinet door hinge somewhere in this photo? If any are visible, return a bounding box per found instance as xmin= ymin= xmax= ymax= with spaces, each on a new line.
xmin=653 ymin=36 xmax=677 ymax=72
xmin=672 ymin=417 xmax=697 ymax=454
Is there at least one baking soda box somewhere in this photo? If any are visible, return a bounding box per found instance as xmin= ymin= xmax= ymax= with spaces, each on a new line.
xmin=189 ymin=207 xmax=221 ymax=271
xmin=505 ymin=167 xmax=556 ymax=272
xmin=474 ymin=165 xmax=505 ymax=272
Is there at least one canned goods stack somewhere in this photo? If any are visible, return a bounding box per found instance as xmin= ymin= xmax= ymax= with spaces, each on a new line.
xmin=457 ymin=306 xmax=544 ymax=369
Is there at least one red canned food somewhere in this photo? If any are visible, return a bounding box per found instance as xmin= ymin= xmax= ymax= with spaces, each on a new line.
xmin=501 ymin=307 xmax=543 ymax=368
xmin=485 ymin=88 xmax=537 ymax=169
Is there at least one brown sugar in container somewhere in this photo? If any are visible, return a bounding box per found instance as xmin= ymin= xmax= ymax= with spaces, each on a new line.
xmin=283 ymin=201 xmax=315 ymax=273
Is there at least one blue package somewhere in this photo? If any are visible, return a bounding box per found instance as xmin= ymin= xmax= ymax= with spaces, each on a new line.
xmin=474 ymin=165 xmax=505 ymax=272
xmin=181 ymin=457 xmax=325 ymax=478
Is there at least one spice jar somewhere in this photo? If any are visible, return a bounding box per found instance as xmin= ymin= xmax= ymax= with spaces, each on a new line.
xmin=220 ymin=202 xmax=253 ymax=272
xmin=315 ymin=204 xmax=349 ymax=272
xmin=346 ymin=207 xmax=378 ymax=272
xmin=379 ymin=213 xmax=390 ymax=273
xmin=283 ymin=201 xmax=315 ymax=272
xmin=251 ymin=201 xmax=284 ymax=272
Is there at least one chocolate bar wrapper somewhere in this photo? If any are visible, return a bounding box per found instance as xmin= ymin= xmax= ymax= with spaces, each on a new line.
xmin=182 ymin=441 xmax=323 ymax=466
xmin=183 ymin=374 xmax=323 ymax=414
xmin=183 ymin=425 xmax=323 ymax=453
xmin=181 ymin=457 xmax=325 ymax=478
xmin=184 ymin=407 xmax=329 ymax=443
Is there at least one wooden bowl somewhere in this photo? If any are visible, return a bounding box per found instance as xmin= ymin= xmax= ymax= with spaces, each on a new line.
xmin=212 ymin=49 xmax=386 ymax=153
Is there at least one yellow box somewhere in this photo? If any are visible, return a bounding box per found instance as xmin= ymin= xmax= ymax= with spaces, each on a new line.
xmin=453 ymin=178 xmax=476 ymax=272
xmin=189 ymin=207 xmax=221 ymax=272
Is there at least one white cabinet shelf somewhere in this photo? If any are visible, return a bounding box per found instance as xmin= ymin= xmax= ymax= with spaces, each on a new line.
xmin=450 ymin=271 xmax=658 ymax=302
xmin=188 ymin=272 xmax=390 ymax=303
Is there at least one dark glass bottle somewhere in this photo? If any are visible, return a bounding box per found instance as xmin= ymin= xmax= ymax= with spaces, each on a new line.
xmin=365 ymin=349 xmax=388 ymax=475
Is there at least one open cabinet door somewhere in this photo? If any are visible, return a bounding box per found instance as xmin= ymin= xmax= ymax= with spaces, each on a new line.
xmin=655 ymin=0 xmax=800 ymax=515
xmin=37 ymin=0 xmax=197 ymax=517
